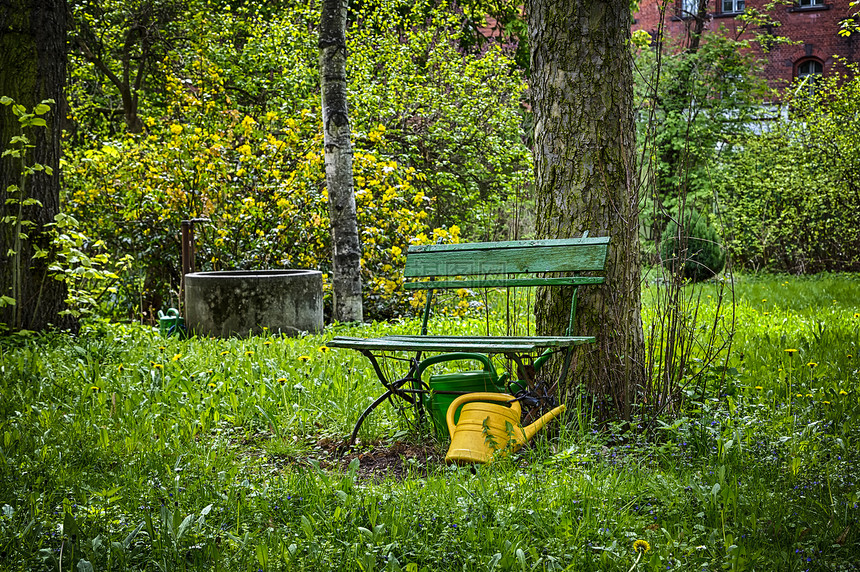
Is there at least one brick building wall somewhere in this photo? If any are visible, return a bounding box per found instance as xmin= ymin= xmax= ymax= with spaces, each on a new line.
xmin=632 ymin=0 xmax=859 ymax=88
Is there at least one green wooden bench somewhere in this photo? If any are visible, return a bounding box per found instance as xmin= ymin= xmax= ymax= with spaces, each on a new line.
xmin=327 ymin=234 xmax=610 ymax=446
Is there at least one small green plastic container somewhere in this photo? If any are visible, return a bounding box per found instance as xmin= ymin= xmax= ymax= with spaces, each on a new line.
xmin=158 ymin=308 xmax=184 ymax=338
xmin=422 ymin=370 xmax=505 ymax=438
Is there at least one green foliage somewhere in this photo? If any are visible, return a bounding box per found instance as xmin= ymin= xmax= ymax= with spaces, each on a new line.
xmin=717 ymin=63 xmax=860 ymax=273
xmin=635 ymin=25 xmax=771 ymax=233
xmin=347 ymin=3 xmax=531 ymax=239
xmin=659 ymin=208 xmax=726 ymax=282
xmin=41 ymin=213 xmax=132 ymax=320
xmin=0 ymin=98 xmax=55 ymax=330
xmin=63 ymin=0 xmax=529 ymax=320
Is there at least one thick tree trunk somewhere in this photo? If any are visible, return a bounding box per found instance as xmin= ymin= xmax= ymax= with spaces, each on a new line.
xmin=0 ymin=0 xmax=73 ymax=331
xmin=319 ymin=0 xmax=363 ymax=323
xmin=528 ymin=0 xmax=645 ymax=420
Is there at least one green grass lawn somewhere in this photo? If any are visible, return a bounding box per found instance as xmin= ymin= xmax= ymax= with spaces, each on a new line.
xmin=1 ymin=274 xmax=858 ymax=571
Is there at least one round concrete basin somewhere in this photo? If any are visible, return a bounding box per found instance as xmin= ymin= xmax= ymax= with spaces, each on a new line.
xmin=185 ymin=270 xmax=323 ymax=338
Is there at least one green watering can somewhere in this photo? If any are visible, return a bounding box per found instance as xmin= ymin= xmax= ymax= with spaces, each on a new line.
xmin=158 ymin=308 xmax=185 ymax=338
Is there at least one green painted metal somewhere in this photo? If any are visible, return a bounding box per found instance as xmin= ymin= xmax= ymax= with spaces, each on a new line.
xmin=419 ymin=288 xmax=434 ymax=335
xmin=327 ymin=335 xmax=595 ymax=353
xmin=402 ymin=276 xmax=604 ymax=290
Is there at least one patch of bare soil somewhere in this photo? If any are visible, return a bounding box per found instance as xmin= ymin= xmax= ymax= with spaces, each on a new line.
xmin=319 ymin=439 xmax=445 ymax=481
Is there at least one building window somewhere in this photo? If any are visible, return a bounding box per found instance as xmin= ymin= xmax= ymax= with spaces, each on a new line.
xmin=798 ymin=0 xmax=824 ymax=7
xmin=722 ymin=0 xmax=745 ymax=13
xmin=796 ymin=59 xmax=823 ymax=93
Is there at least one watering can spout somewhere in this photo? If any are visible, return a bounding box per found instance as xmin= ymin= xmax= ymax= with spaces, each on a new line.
xmin=522 ymin=404 xmax=566 ymax=443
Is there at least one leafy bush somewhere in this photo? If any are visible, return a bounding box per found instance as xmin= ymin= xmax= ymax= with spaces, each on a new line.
xmin=659 ymin=209 xmax=725 ymax=282
xmin=716 ymin=63 xmax=860 ymax=273
xmin=63 ymin=0 xmax=528 ymax=321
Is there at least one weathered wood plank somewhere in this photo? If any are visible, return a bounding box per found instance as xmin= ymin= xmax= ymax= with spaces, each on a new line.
xmin=402 ymin=276 xmax=605 ymax=290
xmin=407 ymin=236 xmax=609 ymax=253
xmin=404 ymin=242 xmax=608 ymax=277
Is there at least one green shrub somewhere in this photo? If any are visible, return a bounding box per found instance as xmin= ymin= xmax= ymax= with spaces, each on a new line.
xmin=660 ymin=209 xmax=726 ymax=282
xmin=63 ymin=0 xmax=530 ymax=321
xmin=715 ymin=63 xmax=860 ymax=274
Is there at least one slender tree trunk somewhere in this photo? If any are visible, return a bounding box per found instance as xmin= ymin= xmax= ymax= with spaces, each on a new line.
xmin=528 ymin=0 xmax=645 ymax=420
xmin=0 ymin=0 xmax=73 ymax=331
xmin=319 ymin=0 xmax=363 ymax=323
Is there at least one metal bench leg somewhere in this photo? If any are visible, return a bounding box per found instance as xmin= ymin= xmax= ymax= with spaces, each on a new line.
xmin=345 ymin=389 xmax=397 ymax=450
xmin=341 ymin=353 xmax=424 ymax=453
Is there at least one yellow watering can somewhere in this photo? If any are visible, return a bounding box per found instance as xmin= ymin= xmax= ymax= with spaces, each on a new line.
xmin=445 ymin=392 xmax=566 ymax=465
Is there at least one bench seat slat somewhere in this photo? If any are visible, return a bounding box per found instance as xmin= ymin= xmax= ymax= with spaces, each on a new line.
xmin=327 ymin=335 xmax=595 ymax=353
xmin=402 ymin=276 xmax=605 ymax=290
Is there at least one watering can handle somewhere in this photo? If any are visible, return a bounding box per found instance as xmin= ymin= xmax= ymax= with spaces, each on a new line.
xmin=446 ymin=392 xmax=519 ymax=437
xmin=415 ymin=352 xmax=495 ymax=381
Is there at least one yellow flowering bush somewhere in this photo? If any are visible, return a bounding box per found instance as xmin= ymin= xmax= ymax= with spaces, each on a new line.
xmin=65 ymin=61 xmax=457 ymax=319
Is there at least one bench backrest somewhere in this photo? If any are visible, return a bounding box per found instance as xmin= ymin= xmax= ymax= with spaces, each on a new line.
xmin=403 ymin=236 xmax=609 ymax=290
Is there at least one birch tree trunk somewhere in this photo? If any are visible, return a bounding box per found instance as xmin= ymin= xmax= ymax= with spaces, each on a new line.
xmin=319 ymin=0 xmax=363 ymax=323
xmin=528 ymin=0 xmax=645 ymax=420
xmin=0 ymin=0 xmax=74 ymax=332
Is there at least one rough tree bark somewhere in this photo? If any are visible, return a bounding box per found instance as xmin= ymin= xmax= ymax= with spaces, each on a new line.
xmin=319 ymin=0 xmax=363 ymax=323
xmin=0 ymin=0 xmax=73 ymax=331
xmin=528 ymin=0 xmax=645 ymax=420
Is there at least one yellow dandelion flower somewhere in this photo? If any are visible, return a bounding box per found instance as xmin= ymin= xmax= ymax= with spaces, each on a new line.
xmin=633 ymin=539 xmax=651 ymax=553
xmin=245 ymin=351 xmax=254 ymax=357
xmin=277 ymin=378 xmax=287 ymax=385
xmin=297 ymin=355 xmax=311 ymax=362
xmin=755 ymin=386 xmax=763 ymax=390
xmin=854 ymin=313 xmax=859 ymax=318
xmin=159 ymin=346 xmax=166 ymax=351
xmin=806 ymin=393 xmax=813 ymax=397
xmin=91 ymin=386 xmax=100 ymax=393
xmin=154 ymin=363 xmax=164 ymax=370
xmin=220 ymin=350 xmax=230 ymax=356
xmin=796 ymin=393 xmax=802 ymax=398
xmin=208 ymin=383 xmax=216 ymax=389
xmin=172 ymin=353 xmax=182 ymax=361
xmin=762 ymin=299 xmax=767 ymax=302
xmin=807 ymin=362 xmax=818 ymax=368
xmin=118 ymin=363 xmax=124 ymax=372
xmin=822 ymin=400 xmax=831 ymax=405
xmin=263 ymin=340 xmax=272 ymax=346
xmin=318 ymin=346 xmax=330 ymax=353
xmin=784 ymin=348 xmax=798 ymax=354
xmin=839 ymin=390 xmax=848 ymax=395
